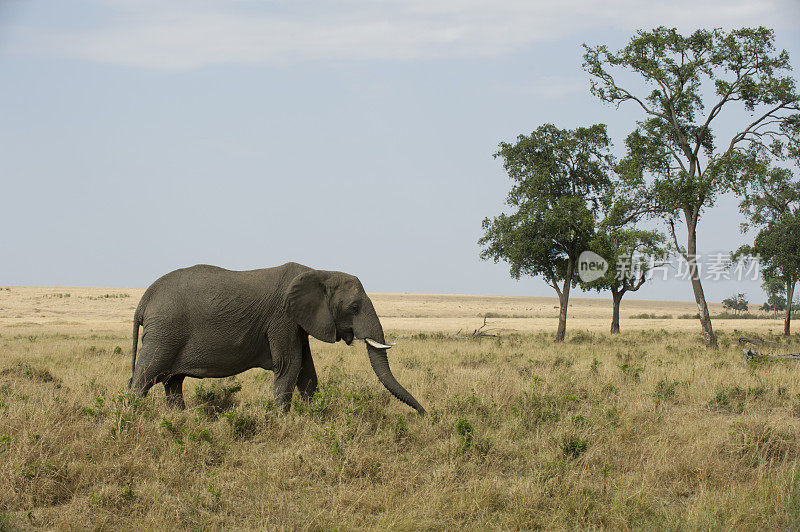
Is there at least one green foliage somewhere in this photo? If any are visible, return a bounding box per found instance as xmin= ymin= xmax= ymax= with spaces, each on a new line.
xmin=293 ymin=387 xmax=337 ymax=419
xmin=747 ymin=354 xmax=772 ymax=369
xmin=585 ymin=27 xmax=799 ymax=216
xmin=480 ymin=124 xmax=612 ymax=283
xmin=585 ymin=203 xmax=670 ymax=298
xmin=160 ymin=417 xmax=184 ymax=446
xmin=736 ymin=212 xmax=800 ymax=321
xmin=0 ymin=512 xmax=13 ymax=532
xmin=84 ymin=394 xmax=145 ymax=437
xmin=760 ymin=278 xmax=787 ymax=316
xmin=87 ymin=293 xmax=130 ymax=300
xmin=188 ymin=428 xmax=213 ymax=443
xmin=120 ymin=481 xmax=135 ymax=502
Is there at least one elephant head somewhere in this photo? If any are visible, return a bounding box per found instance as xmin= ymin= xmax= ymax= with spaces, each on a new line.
xmin=284 ymin=269 xmax=425 ymax=414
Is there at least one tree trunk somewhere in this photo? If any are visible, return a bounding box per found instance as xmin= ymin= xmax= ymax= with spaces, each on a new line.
xmin=555 ymin=259 xmax=575 ymax=343
xmin=610 ymin=289 xmax=623 ymax=335
xmin=785 ymin=282 xmax=794 ymax=337
xmin=686 ymin=225 xmax=717 ymax=349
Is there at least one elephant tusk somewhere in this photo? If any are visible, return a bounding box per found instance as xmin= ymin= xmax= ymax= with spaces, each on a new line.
xmin=365 ymin=338 xmax=394 ymax=349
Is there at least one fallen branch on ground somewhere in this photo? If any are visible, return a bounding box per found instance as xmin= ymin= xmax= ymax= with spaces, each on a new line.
xmin=738 ymin=337 xmax=787 ymax=349
xmin=743 ymin=347 xmax=800 ymax=362
xmin=739 ymin=336 xmax=800 ymax=361
xmin=455 ymin=317 xmax=497 ymax=338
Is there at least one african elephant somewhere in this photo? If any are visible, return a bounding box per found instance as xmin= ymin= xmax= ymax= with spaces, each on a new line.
xmin=128 ymin=262 xmax=425 ymax=414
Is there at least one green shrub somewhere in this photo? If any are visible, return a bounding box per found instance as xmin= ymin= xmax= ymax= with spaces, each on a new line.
xmin=392 ymin=414 xmax=409 ymax=442
xmin=194 ymin=379 xmax=242 ymax=417
xmin=224 ymin=411 xmax=258 ymax=440
xmin=455 ymin=417 xmax=474 ymax=452
xmin=710 ymin=385 xmax=767 ymax=413
xmin=653 ymin=379 xmax=679 ymax=405
xmin=1 ymin=362 xmax=59 ymax=386
xmin=618 ymin=355 xmax=643 ymax=383
xmin=561 ymin=435 xmax=588 ymax=459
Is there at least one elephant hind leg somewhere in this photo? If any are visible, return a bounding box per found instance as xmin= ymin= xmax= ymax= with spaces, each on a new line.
xmin=130 ymin=342 xmax=177 ymax=399
xmin=164 ymin=375 xmax=186 ymax=409
xmin=130 ymin=364 xmax=156 ymax=398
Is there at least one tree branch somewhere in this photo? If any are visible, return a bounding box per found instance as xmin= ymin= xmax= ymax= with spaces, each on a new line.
xmin=723 ymin=100 xmax=800 ymax=158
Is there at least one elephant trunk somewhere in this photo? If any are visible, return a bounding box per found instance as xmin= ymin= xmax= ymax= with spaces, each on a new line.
xmin=366 ymin=343 xmax=426 ymax=414
xmin=356 ymin=300 xmax=425 ymax=414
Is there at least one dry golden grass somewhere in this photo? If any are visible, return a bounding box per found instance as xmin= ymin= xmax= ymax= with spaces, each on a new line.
xmin=2 ymin=287 xmax=800 ymax=529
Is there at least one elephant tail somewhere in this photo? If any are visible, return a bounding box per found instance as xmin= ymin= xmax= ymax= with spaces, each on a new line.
xmin=129 ymin=296 xmax=147 ymax=389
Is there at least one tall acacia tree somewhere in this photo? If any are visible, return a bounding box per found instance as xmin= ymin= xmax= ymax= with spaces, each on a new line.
xmin=584 ymin=27 xmax=799 ymax=348
xmin=479 ymin=124 xmax=612 ymax=342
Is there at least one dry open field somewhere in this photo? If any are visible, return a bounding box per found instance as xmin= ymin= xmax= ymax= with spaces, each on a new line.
xmin=2 ymin=287 xmax=800 ymax=529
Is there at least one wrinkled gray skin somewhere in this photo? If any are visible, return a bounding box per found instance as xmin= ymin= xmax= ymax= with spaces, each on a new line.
xmin=129 ymin=262 xmax=425 ymax=414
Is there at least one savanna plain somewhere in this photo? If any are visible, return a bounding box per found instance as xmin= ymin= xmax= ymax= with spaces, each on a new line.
xmin=2 ymin=287 xmax=800 ymax=529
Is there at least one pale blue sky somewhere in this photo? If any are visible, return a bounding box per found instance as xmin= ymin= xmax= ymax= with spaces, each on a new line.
xmin=1 ymin=0 xmax=799 ymax=304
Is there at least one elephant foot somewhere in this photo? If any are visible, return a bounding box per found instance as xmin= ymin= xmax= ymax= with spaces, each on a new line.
xmin=164 ymin=375 xmax=186 ymax=409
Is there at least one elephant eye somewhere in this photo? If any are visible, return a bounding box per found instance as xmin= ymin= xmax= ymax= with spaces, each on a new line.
xmin=349 ymin=302 xmax=360 ymax=313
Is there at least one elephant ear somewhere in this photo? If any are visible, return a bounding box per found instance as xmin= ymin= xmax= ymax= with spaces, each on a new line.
xmin=285 ymin=270 xmax=336 ymax=343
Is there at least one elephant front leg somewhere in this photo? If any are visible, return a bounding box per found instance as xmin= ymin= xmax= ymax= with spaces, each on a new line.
xmin=274 ymin=364 xmax=302 ymax=412
xmin=296 ymin=336 xmax=318 ymax=400
xmin=270 ymin=327 xmax=304 ymax=412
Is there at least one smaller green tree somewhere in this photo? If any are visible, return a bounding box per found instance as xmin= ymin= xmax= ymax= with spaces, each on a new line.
xmin=586 ymin=214 xmax=669 ymax=334
xmin=760 ymin=278 xmax=787 ymax=318
xmin=734 ymin=145 xmax=800 ymax=335
xmin=735 ymin=213 xmax=800 ymax=334
xmin=480 ymin=124 xmax=613 ymax=342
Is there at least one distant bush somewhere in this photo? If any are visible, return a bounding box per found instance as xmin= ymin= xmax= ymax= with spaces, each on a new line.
xmin=678 ymin=312 xmax=769 ymax=320
xmin=630 ymin=313 xmax=673 ymax=319
xmin=86 ymin=293 xmax=130 ymax=300
xmin=713 ymin=312 xmax=761 ymax=320
xmin=722 ymin=293 xmax=749 ymax=315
